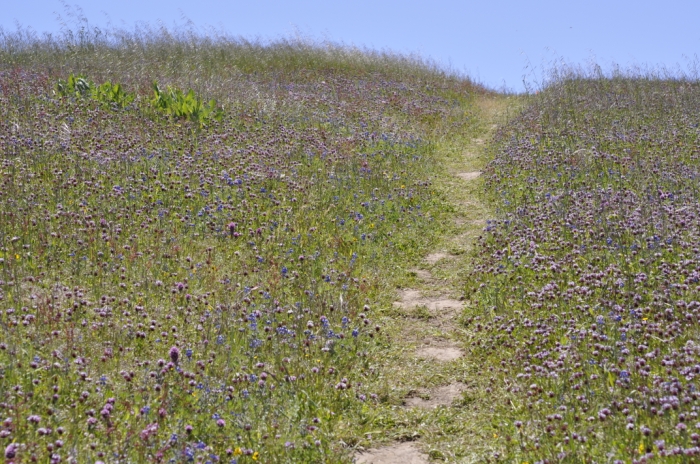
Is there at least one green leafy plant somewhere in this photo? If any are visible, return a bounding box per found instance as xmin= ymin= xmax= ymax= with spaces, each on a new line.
xmin=92 ymin=81 xmax=135 ymax=108
xmin=55 ymin=73 xmax=92 ymax=97
xmin=55 ymin=74 xmax=135 ymax=108
xmin=151 ymin=81 xmax=223 ymax=125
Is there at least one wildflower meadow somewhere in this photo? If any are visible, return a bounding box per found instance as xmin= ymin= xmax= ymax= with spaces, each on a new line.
xmin=2 ymin=18 xmax=700 ymax=464
xmin=467 ymin=74 xmax=700 ymax=462
xmin=0 ymin=24 xmax=482 ymax=463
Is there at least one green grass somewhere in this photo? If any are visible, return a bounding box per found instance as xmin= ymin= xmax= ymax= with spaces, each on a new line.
xmin=5 ymin=15 xmax=698 ymax=464
xmin=0 ymin=22 xmax=488 ymax=463
xmin=464 ymin=75 xmax=700 ymax=462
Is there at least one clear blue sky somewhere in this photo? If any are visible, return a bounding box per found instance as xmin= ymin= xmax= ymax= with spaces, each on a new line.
xmin=2 ymin=1 xmax=699 ymax=92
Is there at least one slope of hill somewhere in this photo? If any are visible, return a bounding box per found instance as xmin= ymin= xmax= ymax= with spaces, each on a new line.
xmin=467 ymin=76 xmax=700 ymax=461
xmin=0 ymin=26 xmax=489 ymax=463
xmin=6 ymin=23 xmax=696 ymax=464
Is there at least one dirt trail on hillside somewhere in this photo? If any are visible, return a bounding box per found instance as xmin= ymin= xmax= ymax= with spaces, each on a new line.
xmin=353 ymin=95 xmax=513 ymax=463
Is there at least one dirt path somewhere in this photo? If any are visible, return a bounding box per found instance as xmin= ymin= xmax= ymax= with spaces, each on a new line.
xmin=353 ymin=95 xmax=515 ymax=463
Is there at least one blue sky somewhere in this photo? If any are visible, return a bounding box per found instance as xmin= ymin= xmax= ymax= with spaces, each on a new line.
xmin=2 ymin=1 xmax=699 ymax=92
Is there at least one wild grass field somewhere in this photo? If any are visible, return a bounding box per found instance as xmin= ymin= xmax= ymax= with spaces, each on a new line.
xmin=2 ymin=20 xmax=700 ymax=464
xmin=466 ymin=75 xmax=700 ymax=462
xmin=0 ymin=24 xmax=489 ymax=463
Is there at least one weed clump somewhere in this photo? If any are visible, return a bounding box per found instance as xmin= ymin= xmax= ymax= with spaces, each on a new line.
xmin=150 ymin=81 xmax=223 ymax=125
xmin=56 ymin=73 xmax=135 ymax=108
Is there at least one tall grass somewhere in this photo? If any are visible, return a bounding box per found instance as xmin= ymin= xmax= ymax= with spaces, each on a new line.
xmin=0 ymin=18 xmax=477 ymax=98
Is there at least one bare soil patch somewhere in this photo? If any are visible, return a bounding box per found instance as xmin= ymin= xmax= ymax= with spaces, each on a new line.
xmin=454 ymin=218 xmax=486 ymax=229
xmin=404 ymin=383 xmax=467 ymax=409
xmin=393 ymin=289 xmax=462 ymax=314
xmin=395 ymin=289 xmax=423 ymax=307
xmin=416 ymin=344 xmax=463 ymax=362
xmin=427 ymin=299 xmax=462 ymax=312
xmin=456 ymin=171 xmax=482 ymax=181
xmin=411 ymin=269 xmax=432 ymax=281
xmin=355 ymin=442 xmax=428 ymax=464
xmin=424 ymin=252 xmax=448 ymax=264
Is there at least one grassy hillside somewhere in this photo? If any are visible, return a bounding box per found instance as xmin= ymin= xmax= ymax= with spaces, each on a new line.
xmin=5 ymin=21 xmax=699 ymax=464
xmin=466 ymin=76 xmax=700 ymax=461
xmin=0 ymin=26 xmax=487 ymax=463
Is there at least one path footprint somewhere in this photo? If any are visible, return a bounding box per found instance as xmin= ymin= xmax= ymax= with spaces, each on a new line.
xmin=456 ymin=171 xmax=482 ymax=181
xmin=410 ymin=269 xmax=432 ymax=280
xmin=404 ymin=383 xmax=467 ymax=409
xmin=416 ymin=344 xmax=463 ymax=362
xmin=355 ymin=442 xmax=428 ymax=464
xmin=424 ymin=252 xmax=448 ymax=264
xmin=393 ymin=289 xmax=462 ymax=314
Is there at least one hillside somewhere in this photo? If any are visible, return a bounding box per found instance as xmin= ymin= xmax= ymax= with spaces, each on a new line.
xmin=467 ymin=77 xmax=700 ymax=462
xmin=0 ymin=28 xmax=492 ymax=463
xmin=4 ymin=25 xmax=699 ymax=464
